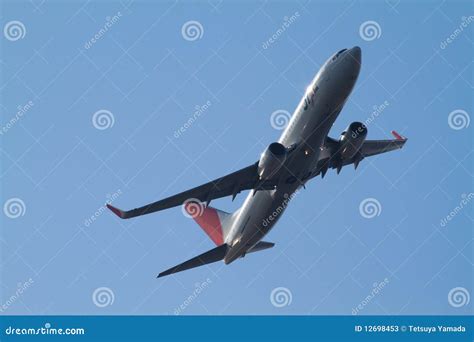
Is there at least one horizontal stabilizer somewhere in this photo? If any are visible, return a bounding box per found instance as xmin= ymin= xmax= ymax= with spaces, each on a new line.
xmin=157 ymin=244 xmax=229 ymax=278
xmin=247 ymin=241 xmax=275 ymax=254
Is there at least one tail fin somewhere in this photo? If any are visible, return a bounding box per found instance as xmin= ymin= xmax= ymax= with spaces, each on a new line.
xmin=184 ymin=201 xmax=232 ymax=246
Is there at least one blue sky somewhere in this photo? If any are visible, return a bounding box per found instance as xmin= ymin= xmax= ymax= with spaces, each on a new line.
xmin=0 ymin=0 xmax=472 ymax=315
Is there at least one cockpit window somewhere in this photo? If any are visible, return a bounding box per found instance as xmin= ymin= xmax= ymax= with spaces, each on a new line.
xmin=335 ymin=49 xmax=347 ymax=57
xmin=332 ymin=49 xmax=347 ymax=61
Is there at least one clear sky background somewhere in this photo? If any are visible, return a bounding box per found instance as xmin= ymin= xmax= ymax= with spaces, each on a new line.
xmin=1 ymin=0 xmax=472 ymax=315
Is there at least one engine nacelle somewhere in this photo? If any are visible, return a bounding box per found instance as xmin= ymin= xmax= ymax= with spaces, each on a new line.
xmin=339 ymin=122 xmax=367 ymax=159
xmin=258 ymin=142 xmax=287 ymax=179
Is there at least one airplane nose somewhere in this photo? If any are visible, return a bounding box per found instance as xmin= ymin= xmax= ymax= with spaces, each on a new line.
xmin=349 ymin=46 xmax=361 ymax=63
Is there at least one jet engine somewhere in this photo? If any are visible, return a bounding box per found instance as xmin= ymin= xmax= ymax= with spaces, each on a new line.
xmin=338 ymin=122 xmax=367 ymax=159
xmin=258 ymin=142 xmax=287 ymax=179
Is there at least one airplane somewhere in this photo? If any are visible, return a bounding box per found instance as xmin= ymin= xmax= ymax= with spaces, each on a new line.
xmin=107 ymin=46 xmax=407 ymax=278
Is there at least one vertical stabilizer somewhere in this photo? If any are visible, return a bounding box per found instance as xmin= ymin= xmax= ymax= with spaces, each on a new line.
xmin=184 ymin=202 xmax=233 ymax=245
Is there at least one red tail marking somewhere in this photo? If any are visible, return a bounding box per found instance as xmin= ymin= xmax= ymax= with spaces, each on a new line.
xmin=185 ymin=203 xmax=224 ymax=245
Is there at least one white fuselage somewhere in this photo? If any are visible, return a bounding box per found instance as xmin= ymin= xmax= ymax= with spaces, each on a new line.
xmin=224 ymin=47 xmax=362 ymax=264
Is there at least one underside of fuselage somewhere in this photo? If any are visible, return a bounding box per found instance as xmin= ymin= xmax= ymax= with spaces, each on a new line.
xmin=223 ymin=47 xmax=363 ymax=263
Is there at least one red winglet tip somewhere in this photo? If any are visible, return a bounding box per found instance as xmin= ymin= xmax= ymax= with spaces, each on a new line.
xmin=391 ymin=130 xmax=404 ymax=141
xmin=107 ymin=204 xmax=124 ymax=218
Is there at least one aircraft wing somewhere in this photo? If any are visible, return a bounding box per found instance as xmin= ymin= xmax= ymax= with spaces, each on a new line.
xmin=312 ymin=131 xmax=407 ymax=177
xmin=107 ymin=162 xmax=276 ymax=219
xmin=359 ymin=131 xmax=407 ymax=157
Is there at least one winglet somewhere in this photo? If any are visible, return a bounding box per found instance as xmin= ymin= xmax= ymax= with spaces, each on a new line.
xmin=107 ymin=204 xmax=126 ymax=219
xmin=391 ymin=130 xmax=405 ymax=141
